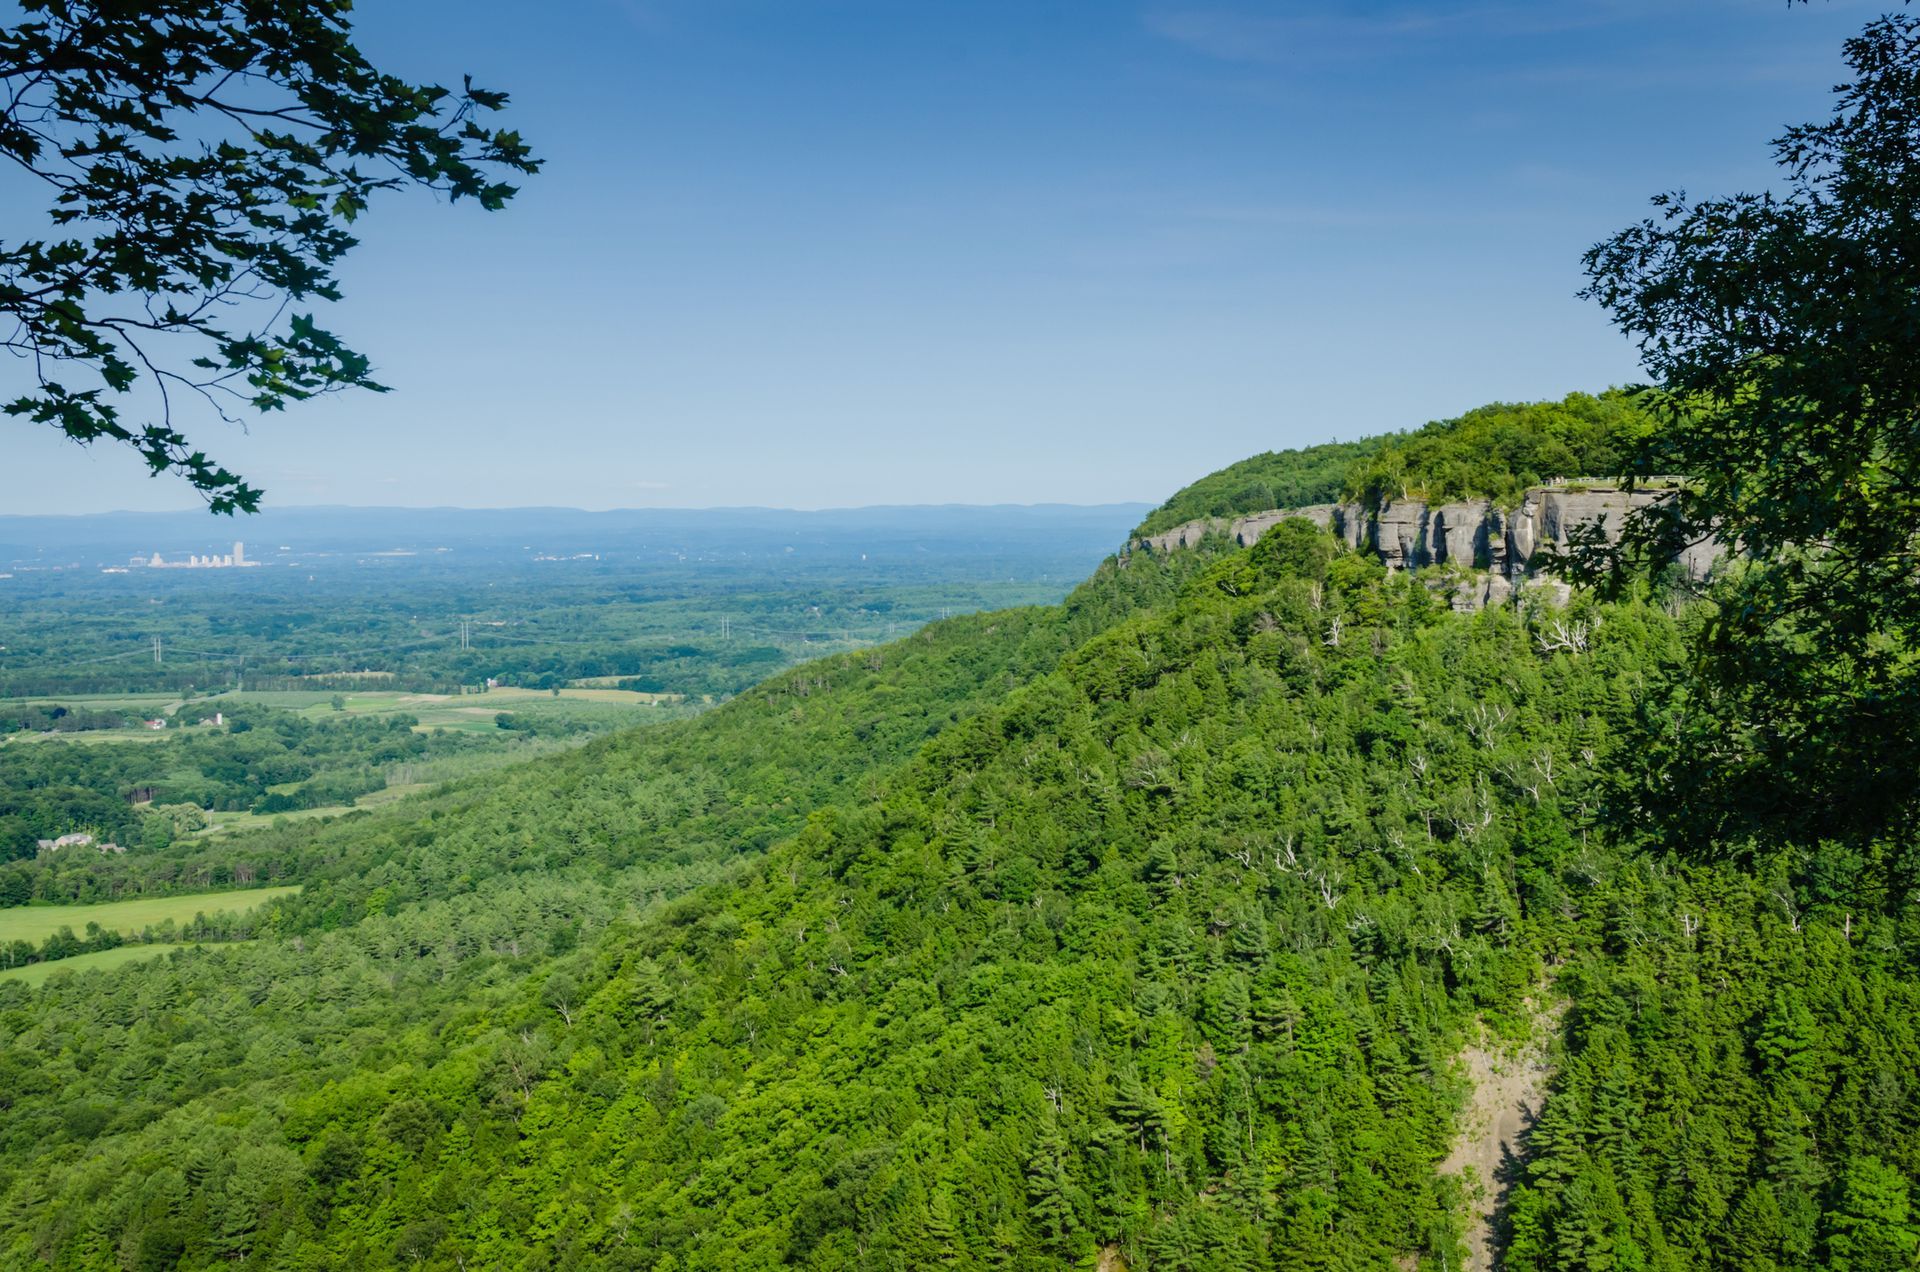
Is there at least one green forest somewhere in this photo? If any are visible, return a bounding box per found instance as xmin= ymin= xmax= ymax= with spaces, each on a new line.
xmin=0 ymin=692 xmax=710 ymax=911
xmin=4 ymin=4 xmax=1919 ymax=1270
xmin=3 ymin=416 xmax=1917 ymax=1267
xmin=1340 ymin=392 xmax=1656 ymax=512
xmin=1137 ymin=390 xmax=1662 ymax=535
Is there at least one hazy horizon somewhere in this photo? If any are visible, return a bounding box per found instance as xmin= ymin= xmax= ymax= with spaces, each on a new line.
xmin=0 ymin=503 xmax=1157 ymax=571
xmin=0 ymin=499 xmax=1155 ymax=524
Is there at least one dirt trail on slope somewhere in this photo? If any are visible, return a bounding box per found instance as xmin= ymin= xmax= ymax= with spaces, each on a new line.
xmin=1439 ymin=992 xmax=1561 ymax=1270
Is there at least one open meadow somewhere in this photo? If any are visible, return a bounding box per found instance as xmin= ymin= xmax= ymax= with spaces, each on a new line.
xmin=217 ymin=685 xmax=691 ymax=733
xmin=192 ymin=783 xmax=432 ymax=835
xmin=0 ymin=886 xmax=298 ymax=944
xmin=4 ymin=685 xmax=692 ymax=738
xmin=0 ymin=942 xmax=199 ymax=986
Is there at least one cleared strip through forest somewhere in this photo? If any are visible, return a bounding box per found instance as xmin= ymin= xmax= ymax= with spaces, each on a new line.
xmin=1441 ymin=990 xmax=1562 ymax=1269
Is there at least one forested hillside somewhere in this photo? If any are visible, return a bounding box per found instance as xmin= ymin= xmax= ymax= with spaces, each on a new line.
xmin=9 ymin=1 xmax=1919 ymax=1265
xmin=1134 ymin=440 xmax=1384 ymax=537
xmin=1341 ymin=392 xmax=1655 ymax=511
xmin=1 ymin=416 xmax=1914 ymax=1270
xmin=1135 ymin=390 xmax=1657 ymax=541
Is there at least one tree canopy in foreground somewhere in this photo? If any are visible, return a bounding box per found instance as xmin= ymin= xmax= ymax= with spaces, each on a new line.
xmin=0 ymin=0 xmax=538 ymax=511
xmin=1578 ymin=14 xmax=1920 ymax=848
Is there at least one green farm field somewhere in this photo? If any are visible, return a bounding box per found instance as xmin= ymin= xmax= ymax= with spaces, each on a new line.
xmin=0 ymin=886 xmax=299 ymax=944
xmin=3 ymin=692 xmax=182 ymax=713
xmin=0 ymin=943 xmax=200 ymax=986
xmin=2 ymin=728 xmax=173 ymax=745
xmin=562 ymin=677 xmax=686 ymax=699
xmin=3 ymin=685 xmax=697 ymax=744
xmin=195 ymin=783 xmax=431 ymax=835
xmin=216 ymin=686 xmax=691 ymax=731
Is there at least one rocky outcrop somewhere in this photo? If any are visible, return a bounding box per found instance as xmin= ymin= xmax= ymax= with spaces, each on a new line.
xmin=1131 ymin=484 xmax=1720 ymax=609
xmin=1135 ymin=505 xmax=1339 ymax=556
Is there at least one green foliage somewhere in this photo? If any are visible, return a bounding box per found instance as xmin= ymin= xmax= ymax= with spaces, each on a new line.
xmin=0 ymin=507 xmax=1908 ymax=1272
xmin=0 ymin=559 xmax=1083 ymax=702
xmin=0 ymin=703 xmax=132 ymax=734
xmin=1576 ymin=15 xmax=1920 ymax=853
xmin=0 ymin=565 xmax=1176 ymax=1266
xmin=0 ymin=702 xmax=474 ymax=856
xmin=1343 ymin=391 xmax=1655 ymax=511
xmin=4 ymin=518 xmax=1876 ymax=1271
xmin=1135 ymin=437 xmax=1385 ymax=536
xmin=1199 ymin=516 xmax=1339 ymax=599
xmin=1505 ymin=897 xmax=1920 ymax=1272
xmin=0 ymin=0 xmax=539 ymax=509
xmin=0 ymin=379 xmax=1916 ymax=1267
xmin=1827 ymin=1157 xmax=1920 ymax=1272
xmin=1135 ymin=391 xmax=1657 ymax=539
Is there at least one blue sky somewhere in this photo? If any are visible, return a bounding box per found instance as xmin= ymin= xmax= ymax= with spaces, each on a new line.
xmin=6 ymin=0 xmax=1882 ymax=513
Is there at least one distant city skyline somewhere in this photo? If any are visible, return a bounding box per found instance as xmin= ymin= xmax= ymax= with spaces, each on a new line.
xmin=3 ymin=0 xmax=1884 ymax=515
xmin=137 ymin=542 xmax=258 ymax=570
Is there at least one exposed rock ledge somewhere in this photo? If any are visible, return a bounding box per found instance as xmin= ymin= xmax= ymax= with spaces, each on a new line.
xmin=1131 ymin=485 xmax=1720 ymax=610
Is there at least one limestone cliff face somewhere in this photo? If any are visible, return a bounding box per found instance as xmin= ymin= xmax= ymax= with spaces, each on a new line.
xmin=1132 ymin=484 xmax=1719 ymax=609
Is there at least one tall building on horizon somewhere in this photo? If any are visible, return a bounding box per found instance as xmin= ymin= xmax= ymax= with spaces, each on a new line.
xmin=137 ymin=540 xmax=260 ymax=568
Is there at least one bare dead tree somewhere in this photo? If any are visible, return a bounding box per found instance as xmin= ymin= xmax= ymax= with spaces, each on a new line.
xmin=1501 ymin=762 xmax=1544 ymax=804
xmin=1312 ymin=864 xmax=1345 ymax=910
xmin=1385 ymin=828 xmax=1422 ymax=877
xmin=1773 ymin=889 xmax=1803 ymax=934
xmin=1463 ymin=702 xmax=1509 ymax=750
xmin=1534 ymin=617 xmax=1596 ymax=655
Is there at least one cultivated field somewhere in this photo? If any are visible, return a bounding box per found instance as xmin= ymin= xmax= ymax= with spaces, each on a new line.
xmin=0 ymin=886 xmax=300 ymax=944
xmin=4 ymin=684 xmax=696 ymax=742
xmin=564 ymin=677 xmax=686 ymax=701
xmin=222 ymin=686 xmax=688 ymax=732
xmin=0 ymin=943 xmax=198 ymax=987
xmin=3 ymin=692 xmax=182 ymax=713
xmin=3 ymin=728 xmax=173 ymax=746
xmin=196 ymin=783 xmax=430 ymax=835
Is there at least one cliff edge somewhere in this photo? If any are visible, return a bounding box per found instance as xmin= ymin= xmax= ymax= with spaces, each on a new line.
xmin=1131 ymin=484 xmax=1719 ymax=609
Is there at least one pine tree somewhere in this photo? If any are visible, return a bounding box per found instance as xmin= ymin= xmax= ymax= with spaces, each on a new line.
xmin=1721 ymin=1182 xmax=1786 ymax=1272
xmin=1825 ymin=1156 xmax=1920 ymax=1272
xmin=1026 ymin=1124 xmax=1080 ymax=1253
xmin=924 ymin=1189 xmax=965 ymax=1267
